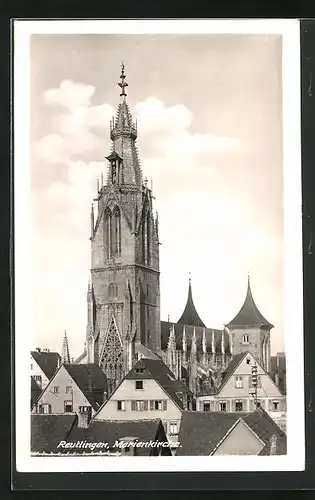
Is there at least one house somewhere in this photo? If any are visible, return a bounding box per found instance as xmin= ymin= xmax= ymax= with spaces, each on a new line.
xmin=271 ymin=352 xmax=286 ymax=395
xmin=196 ymin=351 xmax=286 ymax=432
xmin=177 ymin=407 xmax=287 ymax=456
xmin=32 ymin=364 xmax=108 ymax=416
xmin=30 ymin=348 xmax=61 ymax=390
xmin=31 ymin=376 xmax=42 ymax=409
xmin=31 ymin=412 xmax=171 ymax=456
xmin=94 ymin=358 xmax=194 ymax=448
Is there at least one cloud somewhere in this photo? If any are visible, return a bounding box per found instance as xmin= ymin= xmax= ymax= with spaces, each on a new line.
xmin=43 ymin=80 xmax=96 ymax=110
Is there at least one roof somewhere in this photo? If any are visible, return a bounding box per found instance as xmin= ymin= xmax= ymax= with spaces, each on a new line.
xmin=177 ymin=279 xmax=206 ymax=328
xmin=31 ymin=377 xmax=42 ymax=405
xmin=64 ymin=364 xmax=108 ymax=411
xmin=160 ymin=321 xmax=228 ymax=353
xmin=177 ymin=407 xmax=286 ymax=456
xmin=125 ymin=358 xmax=192 ymax=410
xmin=31 ymin=350 xmax=61 ymax=380
xmin=217 ymin=352 xmax=248 ymax=393
xmin=226 ymin=277 xmax=274 ymax=329
xmin=65 ymin=419 xmax=171 ymax=456
xmin=31 ymin=414 xmax=77 ymax=454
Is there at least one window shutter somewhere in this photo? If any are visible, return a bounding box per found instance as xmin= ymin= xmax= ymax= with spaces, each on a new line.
xmin=162 ymin=400 xmax=167 ymax=410
xmin=144 ymin=400 xmax=148 ymax=411
xmin=131 ymin=400 xmax=136 ymax=411
xmin=48 ymin=404 xmax=52 ymax=414
xmin=150 ymin=400 xmax=154 ymax=411
xmin=268 ymin=399 xmax=273 ymax=411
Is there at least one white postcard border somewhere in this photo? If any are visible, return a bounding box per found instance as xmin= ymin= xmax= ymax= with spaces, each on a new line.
xmin=14 ymin=19 xmax=304 ymax=472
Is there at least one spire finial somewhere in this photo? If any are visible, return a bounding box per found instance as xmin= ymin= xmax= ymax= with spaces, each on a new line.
xmin=189 ymin=271 xmax=191 ymax=283
xmin=118 ymin=61 xmax=128 ymax=98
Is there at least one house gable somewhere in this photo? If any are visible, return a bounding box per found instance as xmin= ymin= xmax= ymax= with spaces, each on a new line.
xmin=212 ymin=418 xmax=265 ymax=456
xmin=33 ymin=365 xmax=100 ymax=414
xmin=218 ymin=351 xmax=283 ymax=399
xmin=95 ymin=377 xmax=182 ymax=421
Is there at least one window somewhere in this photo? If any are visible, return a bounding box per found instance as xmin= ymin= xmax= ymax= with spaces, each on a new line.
xmin=66 ymin=386 xmax=72 ymax=394
xmin=64 ymin=401 xmax=73 ymax=413
xmin=150 ymin=400 xmax=167 ymax=410
xmin=135 ymin=367 xmax=144 ymax=373
xmin=30 ymin=363 xmax=33 ymax=370
xmin=34 ymin=375 xmax=42 ymax=382
xmin=246 ymin=358 xmax=251 ymax=365
xmin=53 ymin=386 xmax=59 ymax=394
xmin=108 ymin=283 xmax=118 ymax=298
xmin=219 ymin=401 xmax=227 ymax=412
xmin=135 ymin=380 xmax=143 ymax=390
xmin=169 ymin=422 xmax=178 ymax=435
xmin=235 ymin=376 xmax=243 ymax=388
xmin=272 ymin=400 xmax=279 ymax=411
xmin=203 ymin=402 xmax=211 ymax=412
xmin=131 ymin=400 xmax=148 ymax=411
xmin=39 ymin=403 xmax=51 ymax=414
xmin=235 ymin=401 xmax=243 ymax=411
xmin=117 ymin=400 xmax=126 ymax=411
xmin=242 ymin=334 xmax=249 ymax=344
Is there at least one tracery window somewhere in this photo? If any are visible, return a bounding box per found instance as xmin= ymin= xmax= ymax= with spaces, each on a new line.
xmin=108 ymin=283 xmax=118 ymax=298
xmin=100 ymin=316 xmax=124 ymax=393
xmin=113 ymin=206 xmax=121 ymax=256
xmin=104 ymin=208 xmax=112 ymax=259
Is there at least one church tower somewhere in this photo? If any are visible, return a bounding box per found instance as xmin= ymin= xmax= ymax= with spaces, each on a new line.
xmin=86 ymin=64 xmax=161 ymax=392
xmin=225 ymin=276 xmax=273 ymax=373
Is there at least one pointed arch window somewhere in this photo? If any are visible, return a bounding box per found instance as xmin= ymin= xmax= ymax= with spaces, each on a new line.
xmin=141 ymin=204 xmax=150 ymax=265
xmin=104 ymin=208 xmax=112 ymax=259
xmin=108 ymin=283 xmax=118 ymax=298
xmin=113 ymin=206 xmax=121 ymax=257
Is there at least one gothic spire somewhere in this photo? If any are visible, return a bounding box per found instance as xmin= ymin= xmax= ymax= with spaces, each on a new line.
xmin=177 ymin=275 xmax=206 ymax=328
xmin=61 ymin=330 xmax=71 ymax=364
xmin=226 ymin=275 xmax=274 ymax=329
xmin=108 ymin=63 xmax=143 ymax=187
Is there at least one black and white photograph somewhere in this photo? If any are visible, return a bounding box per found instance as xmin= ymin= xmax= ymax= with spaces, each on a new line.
xmin=14 ymin=19 xmax=304 ymax=472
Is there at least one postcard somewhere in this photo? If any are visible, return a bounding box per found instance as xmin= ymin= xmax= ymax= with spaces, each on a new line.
xmin=14 ymin=19 xmax=304 ymax=472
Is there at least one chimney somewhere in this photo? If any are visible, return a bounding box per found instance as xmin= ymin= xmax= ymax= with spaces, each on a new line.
xmin=270 ymin=434 xmax=277 ymax=455
xmin=36 ymin=348 xmax=41 ymax=353
xmin=77 ymin=406 xmax=92 ymax=429
xmin=119 ymin=437 xmax=137 ymax=456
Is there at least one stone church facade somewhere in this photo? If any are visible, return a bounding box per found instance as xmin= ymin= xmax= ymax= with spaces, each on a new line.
xmin=76 ymin=65 xmax=274 ymax=397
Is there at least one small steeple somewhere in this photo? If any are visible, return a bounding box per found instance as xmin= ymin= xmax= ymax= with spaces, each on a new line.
xmin=167 ymin=324 xmax=176 ymax=351
xmin=191 ymin=327 xmax=197 ymax=355
xmin=90 ymin=204 xmax=94 ymax=237
xmin=182 ymin=325 xmax=187 ymax=352
xmin=202 ymin=327 xmax=207 ymax=354
xmin=177 ymin=274 xmax=206 ymax=328
xmin=61 ymin=330 xmax=71 ymax=364
xmin=211 ymin=329 xmax=215 ymax=354
xmin=221 ymin=330 xmax=225 ymax=355
xmin=226 ymin=275 xmax=274 ymax=329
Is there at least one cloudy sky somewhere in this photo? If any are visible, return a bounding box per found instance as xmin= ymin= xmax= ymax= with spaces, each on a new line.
xmin=30 ymin=33 xmax=284 ymax=359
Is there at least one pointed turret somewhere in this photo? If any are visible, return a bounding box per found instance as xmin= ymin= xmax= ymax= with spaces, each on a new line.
xmin=108 ymin=63 xmax=142 ymax=187
xmin=61 ymin=330 xmax=70 ymax=364
xmin=226 ymin=275 xmax=273 ymax=329
xmin=177 ymin=276 xmax=206 ymax=328
xmin=191 ymin=327 xmax=197 ymax=356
